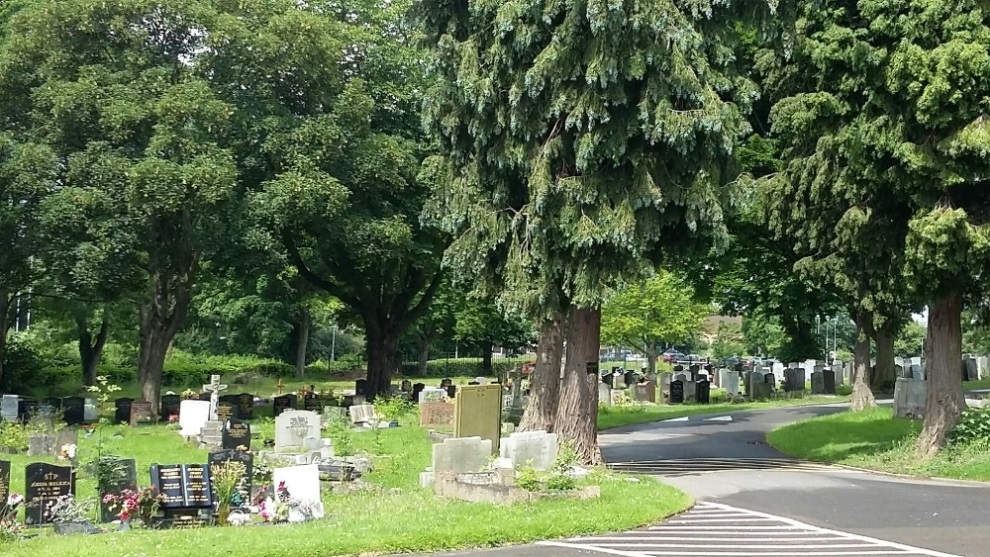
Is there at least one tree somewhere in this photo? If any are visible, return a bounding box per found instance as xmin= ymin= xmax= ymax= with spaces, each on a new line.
xmin=769 ymin=0 xmax=990 ymax=453
xmin=741 ymin=315 xmax=786 ymax=357
xmin=418 ymin=0 xmax=779 ymax=462
xmin=895 ymin=320 xmax=926 ymax=359
xmin=601 ymin=270 xmax=707 ymax=374
xmin=453 ymin=293 xmax=534 ymax=375
xmin=244 ymin=0 xmax=445 ymax=399
xmin=709 ymin=321 xmax=747 ymax=362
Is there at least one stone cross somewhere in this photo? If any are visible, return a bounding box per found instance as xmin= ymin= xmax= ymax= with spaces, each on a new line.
xmin=202 ymin=374 xmax=228 ymax=421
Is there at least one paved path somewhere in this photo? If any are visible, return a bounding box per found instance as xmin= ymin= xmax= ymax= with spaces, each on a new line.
xmin=539 ymin=501 xmax=962 ymax=557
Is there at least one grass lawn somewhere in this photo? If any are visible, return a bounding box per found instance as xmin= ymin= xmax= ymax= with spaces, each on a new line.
xmin=5 ymin=410 xmax=692 ymax=557
xmin=767 ymin=407 xmax=990 ymax=482
xmin=964 ymin=379 xmax=990 ymax=391
xmin=597 ymin=395 xmax=850 ymax=430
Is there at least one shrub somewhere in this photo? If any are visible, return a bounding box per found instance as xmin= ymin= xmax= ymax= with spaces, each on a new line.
xmin=949 ymin=408 xmax=990 ymax=446
xmin=398 ymin=357 xmax=534 ymax=378
xmin=0 ymin=334 xmax=46 ymax=392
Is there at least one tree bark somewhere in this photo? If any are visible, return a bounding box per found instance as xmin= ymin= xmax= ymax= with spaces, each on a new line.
xmin=481 ymin=343 xmax=493 ymax=376
xmin=554 ymin=305 xmax=602 ymax=465
xmin=293 ymin=308 xmax=311 ymax=379
xmin=415 ymin=338 xmax=429 ymax=376
xmin=850 ymin=311 xmax=877 ymax=411
xmin=645 ymin=343 xmax=658 ymax=375
xmin=365 ymin=324 xmax=399 ymax=400
xmin=0 ymin=288 xmax=9 ymax=387
xmin=77 ymin=306 xmax=111 ymax=386
xmin=519 ymin=314 xmax=564 ymax=432
xmin=917 ymin=292 xmax=967 ymax=457
xmin=872 ymin=323 xmax=896 ymax=393
xmin=138 ymin=262 xmax=196 ymax=416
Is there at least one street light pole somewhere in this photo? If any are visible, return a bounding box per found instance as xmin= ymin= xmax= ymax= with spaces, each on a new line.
xmin=331 ymin=324 xmax=337 ymax=362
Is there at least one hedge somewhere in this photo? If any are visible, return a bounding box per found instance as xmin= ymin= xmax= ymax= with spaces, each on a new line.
xmin=399 ymin=357 xmax=534 ymax=378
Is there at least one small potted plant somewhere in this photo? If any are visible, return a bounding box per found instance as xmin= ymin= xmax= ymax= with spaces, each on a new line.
xmin=210 ymin=460 xmax=247 ymax=526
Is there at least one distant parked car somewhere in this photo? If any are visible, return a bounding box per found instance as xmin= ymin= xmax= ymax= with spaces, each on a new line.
xmin=662 ymin=349 xmax=685 ymax=363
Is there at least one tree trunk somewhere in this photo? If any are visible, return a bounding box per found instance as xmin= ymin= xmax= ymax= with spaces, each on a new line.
xmin=78 ymin=307 xmax=111 ymax=386
xmin=138 ymin=266 xmax=195 ymax=416
xmin=416 ymin=338 xmax=430 ymax=376
xmin=872 ymin=324 xmax=896 ymax=393
xmin=917 ymin=292 xmax=967 ymax=457
xmin=138 ymin=315 xmax=170 ymax=416
xmin=0 ymin=288 xmax=9 ymax=387
xmin=365 ymin=325 xmax=399 ymax=400
xmin=554 ymin=305 xmax=602 ymax=465
xmin=850 ymin=312 xmax=877 ymax=411
xmin=645 ymin=344 xmax=658 ymax=375
xmin=519 ymin=314 xmax=564 ymax=432
xmin=481 ymin=343 xmax=493 ymax=376
xmin=293 ymin=308 xmax=310 ymax=379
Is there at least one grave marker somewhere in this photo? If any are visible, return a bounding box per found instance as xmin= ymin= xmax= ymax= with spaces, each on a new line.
xmin=670 ymin=380 xmax=684 ymax=404
xmin=499 ymin=431 xmax=558 ymax=470
xmin=222 ymin=418 xmax=251 ymax=451
xmin=273 ymin=395 xmax=292 ymax=417
xmin=151 ymin=463 xmax=213 ymax=514
xmin=303 ymin=393 xmax=323 ymax=413
xmin=237 ymin=393 xmax=254 ymax=420
xmin=99 ymin=458 xmax=137 ymax=523
xmin=275 ymin=410 xmax=321 ymax=452
xmin=202 ymin=375 xmax=228 ymax=422
xmin=17 ymin=398 xmax=38 ymax=422
xmin=24 ymin=463 xmax=75 ymax=525
xmin=272 ymin=464 xmax=322 ymax=507
xmin=0 ymin=395 xmax=18 ymax=422
xmin=454 ymin=384 xmax=502 ymax=453
xmin=695 ymin=380 xmax=711 ymax=404
xmin=419 ymin=401 xmax=455 ymax=427
xmin=130 ymin=401 xmax=154 ymax=426
xmin=0 ymin=460 xmax=9 ymax=510
xmin=62 ymin=396 xmax=85 ymax=426
xmin=177 ymin=400 xmax=210 ymax=436
xmin=216 ymin=400 xmax=238 ymax=423
xmin=208 ymin=450 xmax=252 ymax=507
xmin=114 ymin=398 xmax=134 ymax=425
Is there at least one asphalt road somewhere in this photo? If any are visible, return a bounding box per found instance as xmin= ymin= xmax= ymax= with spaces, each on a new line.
xmin=407 ymin=403 xmax=990 ymax=557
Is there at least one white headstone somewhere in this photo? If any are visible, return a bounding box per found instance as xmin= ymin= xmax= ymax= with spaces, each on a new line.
xmin=598 ymin=382 xmax=611 ymax=405
xmin=432 ymin=436 xmax=492 ymax=474
xmin=178 ymin=400 xmax=211 ymax=437
xmin=273 ymin=464 xmax=323 ymax=507
xmin=1 ymin=395 xmax=19 ymax=422
xmin=275 ymin=410 xmax=321 ymax=452
xmin=722 ymin=370 xmax=740 ymax=397
xmin=474 ymin=377 xmax=488 ymax=385
xmin=349 ymin=404 xmax=377 ymax=425
xmin=499 ymin=430 xmax=558 ymax=470
xmin=419 ymin=388 xmax=446 ymax=404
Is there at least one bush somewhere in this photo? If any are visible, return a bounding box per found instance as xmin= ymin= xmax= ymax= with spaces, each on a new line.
xmin=398 ymin=357 xmax=534 ymax=378
xmin=0 ymin=334 xmax=46 ymax=392
xmin=949 ymin=408 xmax=990 ymax=445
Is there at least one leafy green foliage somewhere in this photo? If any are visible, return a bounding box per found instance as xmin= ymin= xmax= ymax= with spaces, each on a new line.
xmin=949 ymin=408 xmax=990 ymax=446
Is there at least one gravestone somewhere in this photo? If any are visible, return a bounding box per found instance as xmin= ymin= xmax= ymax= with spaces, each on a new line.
xmin=18 ymin=398 xmax=38 ymax=422
xmin=0 ymin=460 xmax=9 ymax=510
xmin=412 ymin=383 xmax=426 ymax=403
xmin=27 ymin=434 xmax=55 ymax=456
xmin=610 ymin=388 xmax=626 ymax=405
xmin=811 ymin=371 xmax=825 ymax=394
xmin=208 ymin=450 xmax=252 ymax=507
xmin=658 ymin=372 xmax=673 ymax=403
xmin=160 ymin=394 xmax=181 ymax=421
xmin=695 ymin=380 xmax=711 ymax=404
xmin=273 ymin=395 xmax=292 ymax=417
xmin=601 ymin=373 xmax=614 ymax=388
xmin=764 ymin=372 xmax=777 ymax=390
xmin=823 ymin=369 xmax=836 ymax=394
xmin=203 ymin=375 xmax=228 ymax=422
xmin=114 ymin=398 xmax=134 ymax=425
xmin=275 ymin=410 xmax=321 ymax=452
xmin=784 ymin=368 xmax=806 ymax=392
xmin=893 ymin=378 xmax=927 ymax=419
xmin=964 ymin=358 xmax=978 ymax=381
xmin=445 ymin=384 xmax=457 ymax=400
xmin=597 ymin=382 xmax=611 ymax=406
xmin=223 ymin=418 xmax=251 ymax=451
xmin=272 ymin=464 xmax=322 ymax=507
xmin=237 ymin=393 xmax=254 ymax=420
xmin=454 ymin=384 xmax=502 ymax=453
xmin=432 ymin=436 xmax=493 ymax=474
xmin=418 ymin=388 xmax=446 ymax=404
xmin=1 ymin=395 xmax=18 ymax=422
xmin=216 ymin=400 xmax=238 ymax=423
xmin=499 ymin=430 xmax=558 ymax=470
xmin=355 ymin=379 xmax=369 ymax=397
xmin=670 ymin=380 xmax=684 ymax=404
xmin=130 ymin=401 xmax=154 ymax=426
xmin=910 ymin=364 xmax=925 ymax=381
xmin=178 ymin=400 xmax=210 ymax=437
xmin=24 ymin=463 xmax=75 ymax=525
xmin=99 ymin=458 xmax=137 ymax=523
xmin=199 ymin=421 xmax=224 ymax=448
xmin=55 ymin=427 xmax=77 ymax=451
xmin=152 ymin=463 xmax=214 ymax=517
xmin=83 ymin=397 xmax=98 ymax=424
xmin=633 ymin=382 xmax=656 ymax=403
xmin=62 ymin=396 xmax=85 ymax=426
xmin=349 ymin=404 xmax=377 ymax=425
xmin=303 ymin=393 xmax=322 ymax=413
xmin=722 ymin=370 xmax=740 ymax=397
xmin=419 ymin=401 xmax=455 ymax=427
xmin=198 ymin=392 xmax=212 ymax=402
xmin=623 ymin=370 xmax=637 ymax=387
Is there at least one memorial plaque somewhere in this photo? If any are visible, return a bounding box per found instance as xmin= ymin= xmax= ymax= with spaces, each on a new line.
xmin=161 ymin=395 xmax=181 ymax=420
xmin=24 ymin=463 xmax=75 ymax=525
xmin=62 ymin=397 xmax=85 ymax=426
xmin=222 ymin=419 xmax=251 ymax=451
xmin=208 ymin=450 xmax=252 ymax=507
xmin=130 ymin=401 xmax=154 ymax=426
xmin=237 ymin=393 xmax=254 ymax=420
xmin=152 ymin=464 xmax=186 ymax=508
xmin=670 ymin=380 xmax=684 ymax=404
xmin=216 ymin=401 xmax=238 ymax=423
xmin=114 ymin=398 xmax=134 ymax=425
xmin=0 ymin=460 xmax=9 ymax=509
xmin=181 ymin=464 xmax=213 ymax=508
xmin=273 ymin=395 xmax=292 ymax=417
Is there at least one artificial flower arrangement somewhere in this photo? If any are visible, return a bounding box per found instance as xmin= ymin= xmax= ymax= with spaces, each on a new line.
xmin=249 ymin=481 xmax=324 ymax=525
xmin=103 ymin=487 xmax=162 ymax=525
xmin=0 ymin=493 xmax=23 ymax=540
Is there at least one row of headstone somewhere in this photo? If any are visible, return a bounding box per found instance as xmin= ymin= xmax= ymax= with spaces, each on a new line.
xmin=0 ymin=395 xmax=97 ymax=425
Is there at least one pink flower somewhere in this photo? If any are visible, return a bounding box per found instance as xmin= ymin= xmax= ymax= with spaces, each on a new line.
xmin=102 ymin=494 xmax=115 ymax=504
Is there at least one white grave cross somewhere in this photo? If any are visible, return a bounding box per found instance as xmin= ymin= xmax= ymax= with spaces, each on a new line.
xmin=203 ymin=374 xmax=228 ymax=421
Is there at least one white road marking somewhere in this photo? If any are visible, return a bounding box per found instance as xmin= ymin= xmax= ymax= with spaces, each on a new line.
xmin=536 ymin=501 xmax=962 ymax=557
xmin=705 ymin=416 xmax=733 ymax=422
xmin=607 ymin=458 xmax=860 ymax=477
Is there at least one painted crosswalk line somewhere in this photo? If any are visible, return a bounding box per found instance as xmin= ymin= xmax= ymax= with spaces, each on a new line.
xmin=606 ymin=457 xmax=860 ymax=477
xmin=537 ymin=501 xmax=962 ymax=557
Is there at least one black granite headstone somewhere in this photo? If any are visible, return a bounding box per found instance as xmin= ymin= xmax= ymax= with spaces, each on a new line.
xmin=445 ymin=385 xmax=457 ymax=399
xmin=42 ymin=397 xmax=62 ymax=412
xmin=150 ymin=463 xmax=213 ymax=513
xmin=216 ymin=400 xmax=238 ymax=423
xmin=0 ymin=460 xmax=9 ymax=510
xmin=303 ymin=393 xmax=322 ymax=412
xmin=237 ymin=393 xmax=254 ymax=420
xmin=411 ymin=383 xmax=425 ymax=403
xmin=764 ymin=372 xmax=776 ymax=390
xmin=198 ymin=392 xmax=211 ymax=402
xmin=273 ymin=395 xmax=292 ymax=417
xmin=181 ymin=464 xmax=213 ymax=509
xmin=99 ymin=458 xmax=137 ymax=523
xmin=355 ymin=379 xmax=369 ymax=397
xmin=601 ymin=373 xmax=614 ymax=388
xmin=62 ymin=397 xmax=85 ymax=426
xmin=222 ymin=419 xmax=251 ymax=451
xmin=823 ymin=370 xmax=836 ymax=395
xmin=208 ymin=450 xmax=252 ymax=507
xmin=160 ymin=394 xmax=181 ymax=420
xmin=695 ymin=380 xmax=711 ymax=404
xmin=24 ymin=463 xmax=75 ymax=525
xmin=670 ymin=380 xmax=684 ymax=404
xmin=114 ymin=398 xmax=135 ymax=425
xmin=17 ymin=398 xmax=38 ymax=423
xmin=624 ymin=370 xmax=637 ymax=387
